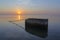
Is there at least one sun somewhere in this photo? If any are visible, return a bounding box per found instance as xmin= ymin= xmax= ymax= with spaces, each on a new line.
xmin=16 ymin=9 xmax=22 ymax=14
xmin=17 ymin=11 xmax=21 ymax=14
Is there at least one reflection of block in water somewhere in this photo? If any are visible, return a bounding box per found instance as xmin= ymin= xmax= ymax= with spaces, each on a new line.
xmin=25 ymin=18 xmax=48 ymax=38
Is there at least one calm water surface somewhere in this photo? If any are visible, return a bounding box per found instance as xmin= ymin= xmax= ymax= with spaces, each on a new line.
xmin=0 ymin=14 xmax=60 ymax=40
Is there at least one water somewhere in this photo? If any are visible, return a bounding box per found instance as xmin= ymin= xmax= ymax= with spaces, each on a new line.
xmin=0 ymin=14 xmax=60 ymax=40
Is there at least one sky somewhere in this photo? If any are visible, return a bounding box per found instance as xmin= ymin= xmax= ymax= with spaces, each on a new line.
xmin=0 ymin=0 xmax=60 ymax=14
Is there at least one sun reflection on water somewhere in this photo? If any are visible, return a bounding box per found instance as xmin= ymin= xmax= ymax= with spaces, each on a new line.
xmin=16 ymin=9 xmax=24 ymax=21
xmin=16 ymin=14 xmax=25 ymax=21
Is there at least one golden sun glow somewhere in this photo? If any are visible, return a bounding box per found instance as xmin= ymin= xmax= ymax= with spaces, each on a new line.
xmin=15 ymin=8 xmax=24 ymax=20
xmin=16 ymin=9 xmax=22 ymax=14
xmin=15 ymin=8 xmax=21 ymax=20
xmin=17 ymin=11 xmax=21 ymax=14
xmin=17 ymin=10 xmax=21 ymax=14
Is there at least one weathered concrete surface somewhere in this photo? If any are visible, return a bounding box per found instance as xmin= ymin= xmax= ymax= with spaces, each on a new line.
xmin=25 ymin=18 xmax=48 ymax=38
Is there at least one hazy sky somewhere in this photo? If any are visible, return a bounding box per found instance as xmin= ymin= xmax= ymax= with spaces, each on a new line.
xmin=0 ymin=0 xmax=60 ymax=14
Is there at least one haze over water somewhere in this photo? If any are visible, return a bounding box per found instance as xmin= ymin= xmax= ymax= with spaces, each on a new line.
xmin=0 ymin=14 xmax=60 ymax=40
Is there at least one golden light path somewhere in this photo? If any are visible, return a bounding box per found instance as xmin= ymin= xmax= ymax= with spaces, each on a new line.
xmin=16 ymin=9 xmax=22 ymax=20
xmin=12 ymin=8 xmax=24 ymax=21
